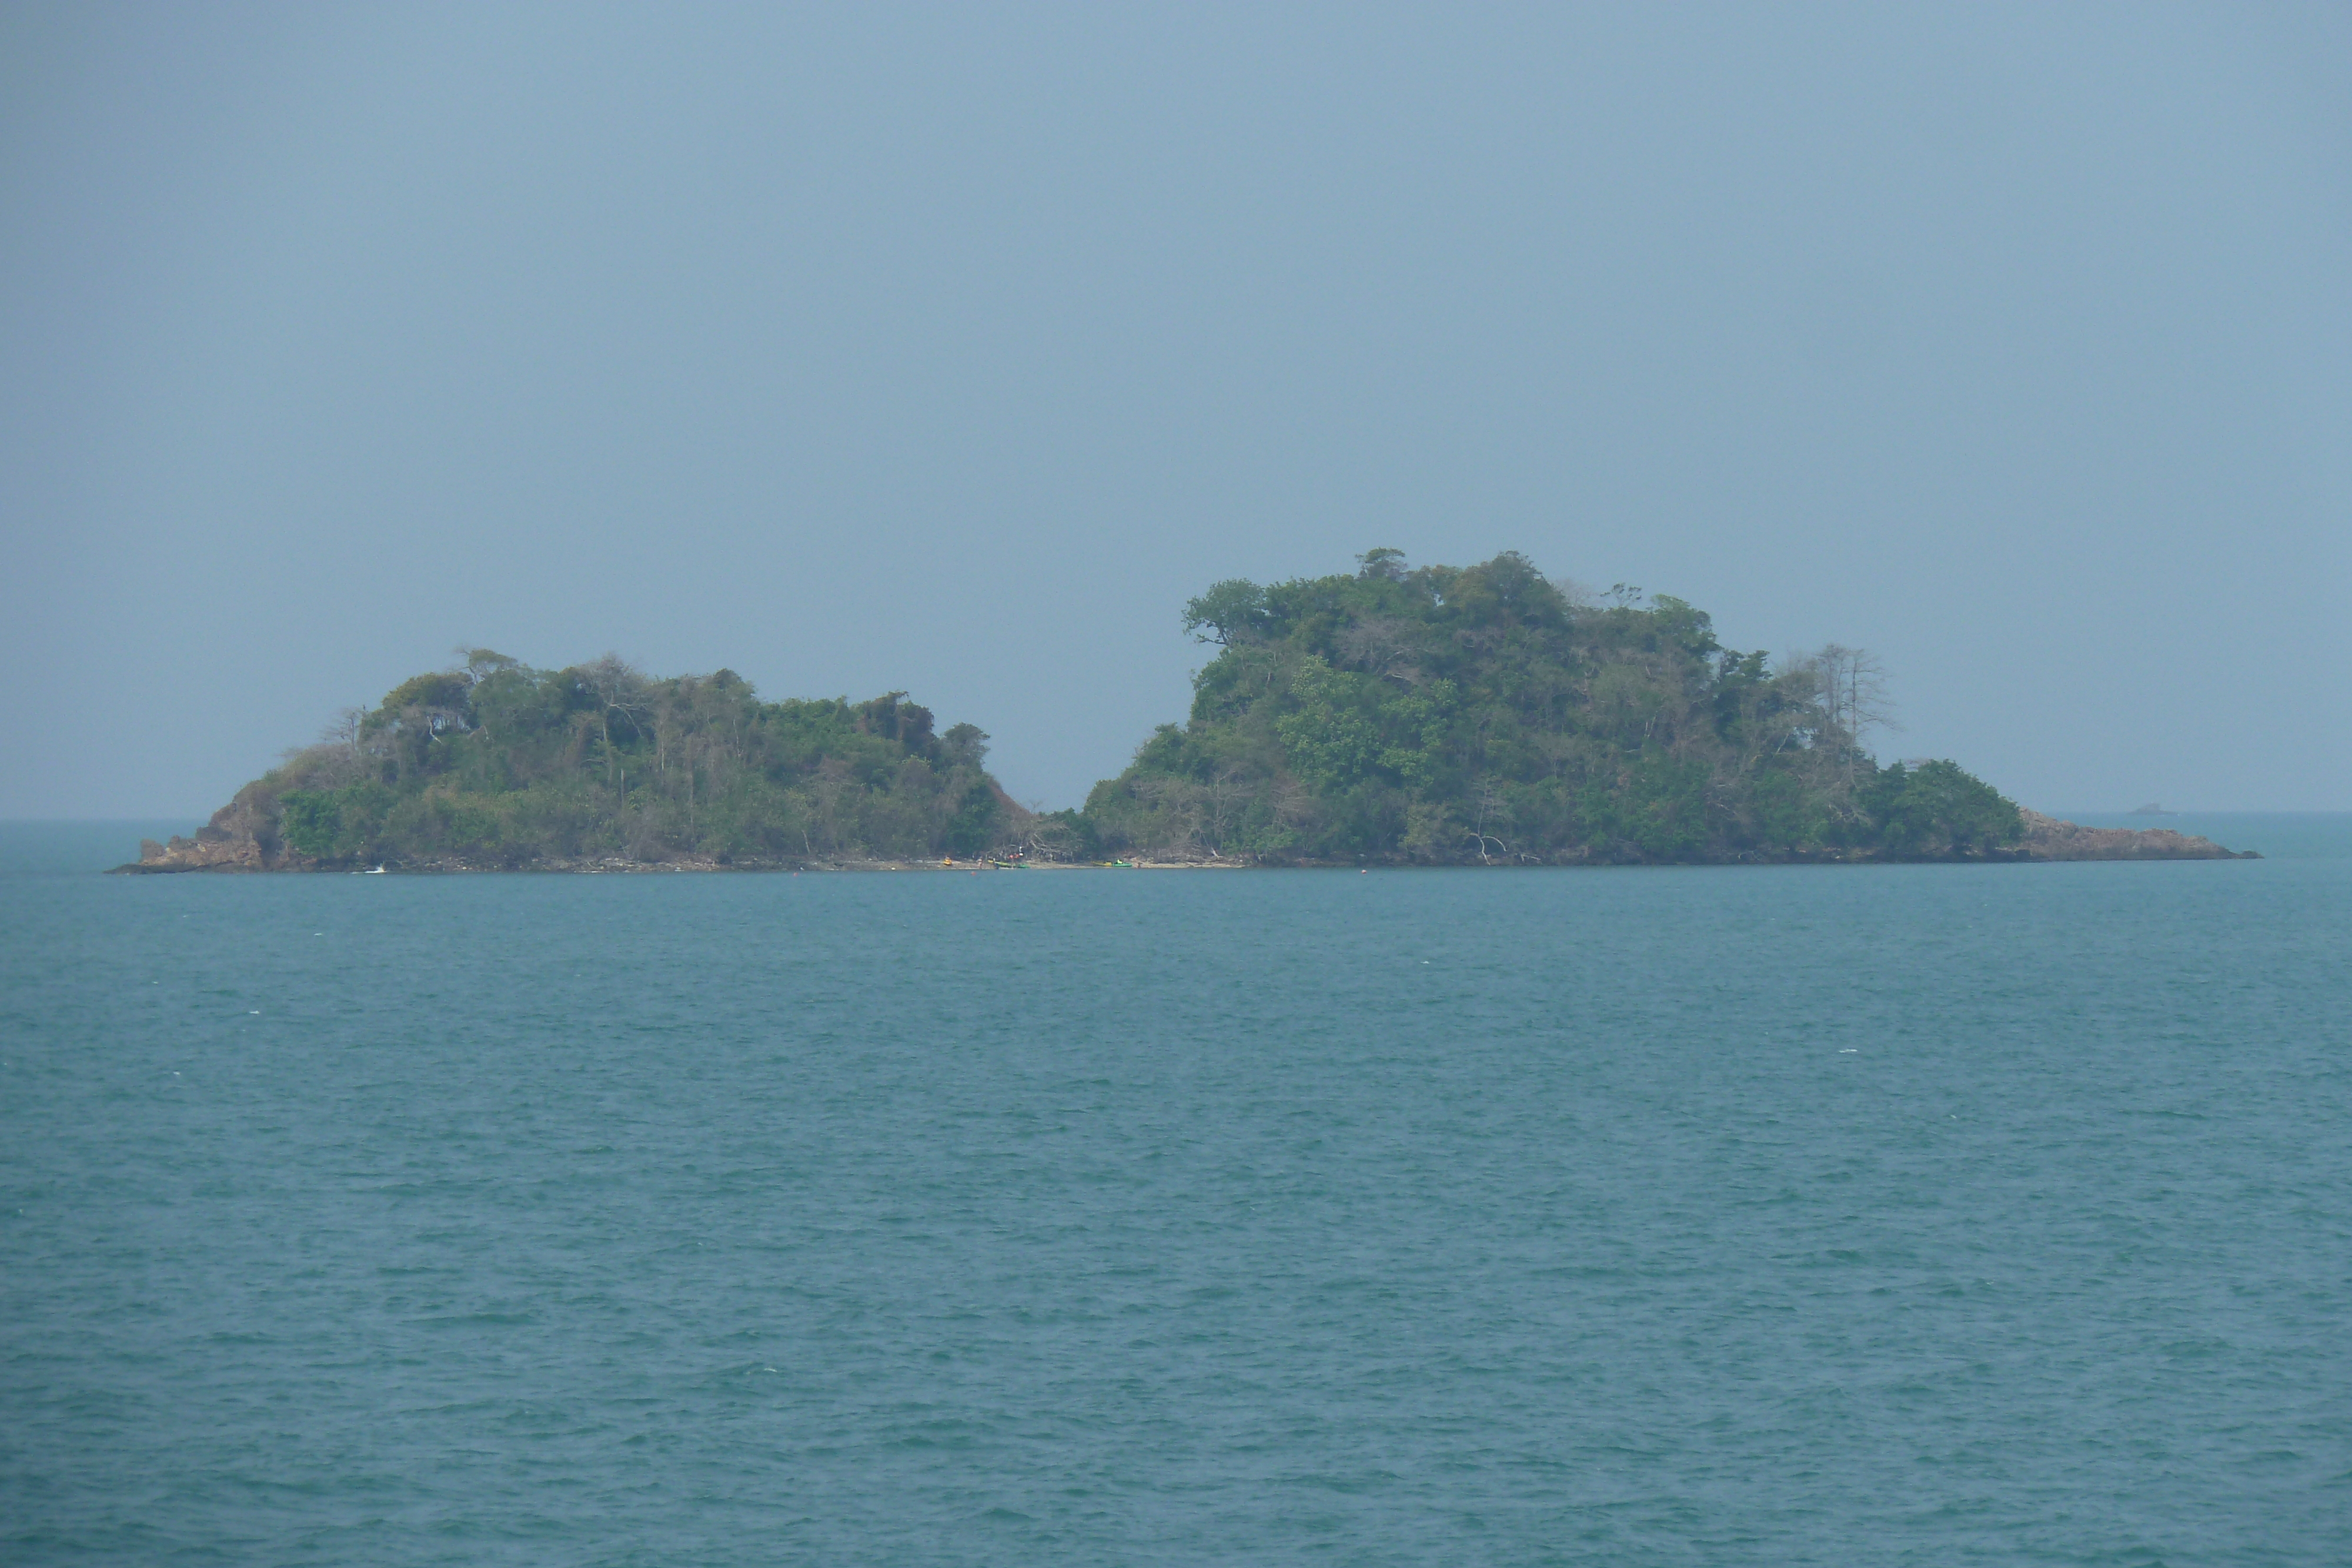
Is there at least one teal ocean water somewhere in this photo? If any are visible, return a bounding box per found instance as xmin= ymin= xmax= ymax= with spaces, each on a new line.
xmin=3 ymin=818 xmax=2348 ymax=1565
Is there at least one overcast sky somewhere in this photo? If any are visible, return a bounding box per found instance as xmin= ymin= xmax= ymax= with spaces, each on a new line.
xmin=4 ymin=2 xmax=2347 ymax=817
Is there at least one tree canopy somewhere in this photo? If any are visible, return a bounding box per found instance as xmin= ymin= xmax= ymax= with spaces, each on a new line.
xmin=1067 ymin=551 xmax=2022 ymax=864
xmin=184 ymin=550 xmax=2024 ymax=870
xmin=232 ymin=656 xmax=1019 ymax=867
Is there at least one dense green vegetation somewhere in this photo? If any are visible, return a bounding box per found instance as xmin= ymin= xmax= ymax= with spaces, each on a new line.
xmin=1060 ymin=550 xmax=2022 ymax=864
xmin=233 ymin=652 xmax=1014 ymax=866
xmin=193 ymin=550 xmax=2022 ymax=869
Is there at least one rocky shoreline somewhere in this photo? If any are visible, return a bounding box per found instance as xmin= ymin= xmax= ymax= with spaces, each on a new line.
xmin=2013 ymin=810 xmax=2256 ymax=861
xmin=113 ymin=811 xmax=2254 ymax=873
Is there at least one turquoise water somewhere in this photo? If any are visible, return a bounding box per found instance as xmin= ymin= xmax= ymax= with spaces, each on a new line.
xmin=4 ymin=821 xmax=2348 ymax=1564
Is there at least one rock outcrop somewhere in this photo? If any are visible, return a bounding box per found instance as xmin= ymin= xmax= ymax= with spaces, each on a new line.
xmin=2016 ymin=809 xmax=2254 ymax=861
xmin=113 ymin=785 xmax=313 ymax=873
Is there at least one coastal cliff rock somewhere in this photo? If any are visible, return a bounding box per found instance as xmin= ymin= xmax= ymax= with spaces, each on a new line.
xmin=117 ymin=784 xmax=315 ymax=873
xmin=2016 ymin=809 xmax=2254 ymax=861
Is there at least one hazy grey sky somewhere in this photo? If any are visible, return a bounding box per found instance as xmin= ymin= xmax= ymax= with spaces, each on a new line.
xmin=4 ymin=2 xmax=2347 ymax=816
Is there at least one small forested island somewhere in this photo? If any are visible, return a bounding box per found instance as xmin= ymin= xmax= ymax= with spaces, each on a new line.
xmin=126 ymin=551 xmax=2251 ymax=872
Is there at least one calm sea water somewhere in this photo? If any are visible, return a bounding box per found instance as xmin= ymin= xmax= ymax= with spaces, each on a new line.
xmin=3 ymin=818 xmax=2348 ymax=1566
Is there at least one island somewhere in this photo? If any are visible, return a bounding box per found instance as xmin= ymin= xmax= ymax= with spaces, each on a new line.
xmin=122 ymin=552 xmax=2254 ymax=872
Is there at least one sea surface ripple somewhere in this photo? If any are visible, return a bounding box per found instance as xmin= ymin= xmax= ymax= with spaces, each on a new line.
xmin=2 ymin=818 xmax=2348 ymax=1565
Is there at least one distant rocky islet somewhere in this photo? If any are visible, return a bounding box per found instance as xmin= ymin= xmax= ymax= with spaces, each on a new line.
xmin=123 ymin=554 xmax=2257 ymax=872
